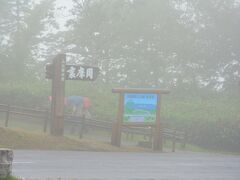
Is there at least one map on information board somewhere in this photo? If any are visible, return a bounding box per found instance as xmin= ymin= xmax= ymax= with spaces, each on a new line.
xmin=123 ymin=93 xmax=158 ymax=123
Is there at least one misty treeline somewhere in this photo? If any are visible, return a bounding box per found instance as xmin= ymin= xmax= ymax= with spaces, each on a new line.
xmin=0 ymin=0 xmax=239 ymax=96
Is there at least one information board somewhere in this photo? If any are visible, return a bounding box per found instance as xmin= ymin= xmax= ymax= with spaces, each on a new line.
xmin=123 ymin=93 xmax=158 ymax=124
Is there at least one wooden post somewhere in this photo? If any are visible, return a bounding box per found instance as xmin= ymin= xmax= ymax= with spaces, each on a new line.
xmin=50 ymin=54 xmax=66 ymax=136
xmin=153 ymin=95 xmax=163 ymax=151
xmin=126 ymin=131 xmax=130 ymax=140
xmin=130 ymin=133 xmax=134 ymax=140
xmin=172 ymin=129 xmax=176 ymax=152
xmin=43 ymin=109 xmax=49 ymax=133
xmin=79 ymin=115 xmax=85 ymax=139
xmin=182 ymin=131 xmax=187 ymax=149
xmin=5 ymin=105 xmax=10 ymax=128
xmin=111 ymin=121 xmax=118 ymax=145
xmin=111 ymin=93 xmax=123 ymax=147
xmin=149 ymin=127 xmax=153 ymax=143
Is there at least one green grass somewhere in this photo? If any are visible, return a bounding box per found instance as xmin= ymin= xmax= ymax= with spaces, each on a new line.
xmin=162 ymin=95 xmax=240 ymax=123
xmin=1 ymin=176 xmax=20 ymax=180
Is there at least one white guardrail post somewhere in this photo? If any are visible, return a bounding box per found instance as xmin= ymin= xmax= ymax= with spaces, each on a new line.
xmin=0 ymin=148 xmax=13 ymax=178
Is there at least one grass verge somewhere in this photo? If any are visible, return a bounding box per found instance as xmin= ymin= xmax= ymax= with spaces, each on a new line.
xmin=1 ymin=176 xmax=20 ymax=180
xmin=0 ymin=127 xmax=149 ymax=152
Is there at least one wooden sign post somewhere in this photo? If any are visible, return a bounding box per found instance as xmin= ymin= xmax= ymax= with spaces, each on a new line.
xmin=45 ymin=54 xmax=100 ymax=136
xmin=111 ymin=88 xmax=170 ymax=151
xmin=50 ymin=54 xmax=66 ymax=136
xmin=111 ymin=93 xmax=124 ymax=147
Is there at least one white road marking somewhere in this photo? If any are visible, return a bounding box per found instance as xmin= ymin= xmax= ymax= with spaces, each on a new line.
xmin=13 ymin=161 xmax=35 ymax=164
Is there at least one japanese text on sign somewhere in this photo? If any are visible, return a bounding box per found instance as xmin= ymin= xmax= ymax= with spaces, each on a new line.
xmin=65 ymin=65 xmax=99 ymax=81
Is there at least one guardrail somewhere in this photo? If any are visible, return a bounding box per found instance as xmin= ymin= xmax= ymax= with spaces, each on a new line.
xmin=0 ymin=103 xmax=186 ymax=152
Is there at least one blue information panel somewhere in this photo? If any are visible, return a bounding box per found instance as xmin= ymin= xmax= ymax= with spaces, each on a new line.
xmin=123 ymin=93 xmax=158 ymax=123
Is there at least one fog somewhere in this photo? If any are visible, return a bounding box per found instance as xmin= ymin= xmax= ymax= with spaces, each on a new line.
xmin=0 ymin=0 xmax=240 ymax=179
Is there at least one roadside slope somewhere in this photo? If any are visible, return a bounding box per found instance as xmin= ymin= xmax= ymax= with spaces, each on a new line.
xmin=0 ymin=127 xmax=126 ymax=151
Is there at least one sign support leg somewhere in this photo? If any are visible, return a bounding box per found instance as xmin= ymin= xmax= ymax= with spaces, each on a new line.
xmin=111 ymin=93 xmax=123 ymax=147
xmin=153 ymin=96 xmax=163 ymax=151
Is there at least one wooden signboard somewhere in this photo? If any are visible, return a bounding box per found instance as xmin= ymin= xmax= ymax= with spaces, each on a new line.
xmin=46 ymin=64 xmax=99 ymax=81
xmin=65 ymin=65 xmax=99 ymax=81
xmin=46 ymin=54 xmax=99 ymax=136
xmin=111 ymin=88 xmax=170 ymax=151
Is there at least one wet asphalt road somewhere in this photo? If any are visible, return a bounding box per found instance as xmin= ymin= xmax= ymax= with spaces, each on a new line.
xmin=12 ymin=150 xmax=240 ymax=179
